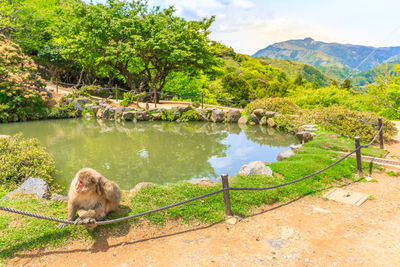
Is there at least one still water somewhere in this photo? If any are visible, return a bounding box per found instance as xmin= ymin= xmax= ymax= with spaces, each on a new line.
xmin=0 ymin=119 xmax=297 ymax=190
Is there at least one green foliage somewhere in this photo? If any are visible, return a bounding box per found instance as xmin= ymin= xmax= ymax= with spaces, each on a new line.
xmin=56 ymin=0 xmax=217 ymax=93
xmin=340 ymin=78 xmax=352 ymax=90
xmin=245 ymin=97 xmax=300 ymax=115
xmin=179 ymin=110 xmax=199 ymax=122
xmin=47 ymin=105 xmax=76 ymax=119
xmin=161 ymin=110 xmax=176 ymax=121
xmin=386 ymin=171 xmax=398 ymax=177
xmin=0 ymin=134 xmax=57 ymax=190
xmin=0 ymin=35 xmax=51 ymax=122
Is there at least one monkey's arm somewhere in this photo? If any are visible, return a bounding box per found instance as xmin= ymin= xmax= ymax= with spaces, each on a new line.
xmin=59 ymin=201 xmax=79 ymax=228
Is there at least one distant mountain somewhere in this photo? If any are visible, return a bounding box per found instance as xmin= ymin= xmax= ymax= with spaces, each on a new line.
xmin=253 ymin=38 xmax=400 ymax=72
xmin=257 ymin=57 xmax=332 ymax=86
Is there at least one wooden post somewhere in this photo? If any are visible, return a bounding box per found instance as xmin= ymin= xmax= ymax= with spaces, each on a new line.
xmin=56 ymin=78 xmax=58 ymax=93
xmin=201 ymin=91 xmax=204 ymax=109
xmin=355 ymin=136 xmax=363 ymax=176
xmin=378 ymin=117 xmax=384 ymax=149
xmin=115 ymin=85 xmax=118 ymax=103
xmin=221 ymin=174 xmax=232 ymax=216
xmin=154 ymin=88 xmax=157 ymax=109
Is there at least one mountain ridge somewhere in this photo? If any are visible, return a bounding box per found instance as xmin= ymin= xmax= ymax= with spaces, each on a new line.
xmin=253 ymin=38 xmax=400 ymax=72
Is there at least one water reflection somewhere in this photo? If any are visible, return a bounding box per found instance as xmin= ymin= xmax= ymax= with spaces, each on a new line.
xmin=0 ymin=119 xmax=297 ymax=190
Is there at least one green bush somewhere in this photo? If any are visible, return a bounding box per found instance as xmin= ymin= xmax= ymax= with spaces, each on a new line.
xmin=179 ymin=110 xmax=199 ymax=122
xmin=245 ymin=97 xmax=300 ymax=115
xmin=79 ymin=85 xmax=111 ymax=98
xmin=0 ymin=134 xmax=58 ymax=190
xmin=47 ymin=105 xmax=76 ymax=119
xmin=161 ymin=110 xmax=176 ymax=121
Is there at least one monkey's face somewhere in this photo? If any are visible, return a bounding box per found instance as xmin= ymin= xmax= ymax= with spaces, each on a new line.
xmin=76 ymin=178 xmax=96 ymax=194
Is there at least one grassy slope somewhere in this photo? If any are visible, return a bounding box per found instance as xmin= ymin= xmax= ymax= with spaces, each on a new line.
xmin=0 ymin=132 xmax=385 ymax=261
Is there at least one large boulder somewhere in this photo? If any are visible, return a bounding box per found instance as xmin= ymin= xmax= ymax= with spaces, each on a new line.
xmin=238 ymin=115 xmax=248 ymax=125
xmin=85 ymin=104 xmax=99 ymax=116
xmin=225 ymin=109 xmax=241 ymax=123
xmin=195 ymin=108 xmax=208 ymax=121
xmin=211 ymin=110 xmax=224 ymax=123
xmin=73 ymin=102 xmax=83 ymax=116
xmin=237 ymin=161 xmax=273 ymax=177
xmin=151 ymin=113 xmax=163 ymax=121
xmin=265 ymin=111 xmax=276 ymax=118
xmin=277 ymin=149 xmax=294 ymax=161
xmin=135 ymin=111 xmax=150 ymax=121
xmin=296 ymin=131 xmax=317 ymax=144
xmin=249 ymin=114 xmax=259 ymax=124
xmin=113 ymin=107 xmax=125 ymax=120
xmin=122 ymin=111 xmax=135 ymax=121
xmin=4 ymin=178 xmax=50 ymax=199
xmin=75 ymin=98 xmax=91 ymax=105
xmin=259 ymin=117 xmax=267 ymax=126
xmin=267 ymin=118 xmax=276 ymax=127
xmin=252 ymin=109 xmax=265 ymax=118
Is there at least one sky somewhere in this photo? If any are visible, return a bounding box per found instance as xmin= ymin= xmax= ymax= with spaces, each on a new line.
xmin=93 ymin=0 xmax=400 ymax=55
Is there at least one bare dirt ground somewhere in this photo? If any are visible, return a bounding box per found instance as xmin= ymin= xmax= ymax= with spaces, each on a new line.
xmin=7 ymin=91 xmax=400 ymax=266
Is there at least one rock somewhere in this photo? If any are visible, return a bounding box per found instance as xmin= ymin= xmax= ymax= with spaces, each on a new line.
xmin=50 ymin=193 xmax=68 ymax=202
xmin=4 ymin=178 xmax=50 ymax=200
xmin=96 ymin=100 xmax=105 ymax=106
xmin=135 ymin=111 xmax=150 ymax=121
xmin=76 ymin=98 xmax=91 ymax=105
xmin=259 ymin=117 xmax=267 ymax=126
xmin=249 ymin=114 xmax=259 ymax=124
xmin=296 ymin=131 xmax=317 ymax=144
xmin=265 ymin=111 xmax=276 ymax=118
xmin=238 ymin=115 xmax=248 ymax=125
xmin=273 ymin=112 xmax=280 ymax=118
xmin=205 ymin=108 xmax=215 ymax=120
xmin=267 ymin=118 xmax=276 ymax=127
xmin=122 ymin=111 xmax=135 ymax=121
xmin=178 ymin=106 xmax=192 ymax=113
xmin=225 ymin=109 xmax=241 ymax=123
xmin=252 ymin=109 xmax=265 ymax=118
xmin=277 ymin=149 xmax=294 ymax=161
xmin=225 ymin=216 xmax=238 ymax=225
xmin=151 ymin=113 xmax=163 ymax=121
xmin=96 ymin=109 xmax=104 ymax=118
xmin=84 ymin=113 xmax=92 ymax=119
xmin=85 ymin=104 xmax=99 ymax=116
xmin=195 ymin=108 xmax=208 ymax=121
xmin=300 ymin=124 xmax=319 ymax=132
xmin=250 ymin=121 xmax=256 ymax=125
xmin=73 ymin=102 xmax=83 ymax=116
xmin=66 ymin=98 xmax=74 ymax=104
xmin=108 ymin=108 xmax=116 ymax=120
xmin=290 ymin=144 xmax=303 ymax=150
xmin=238 ymin=161 xmax=273 ymax=176
xmin=312 ymin=207 xmax=331 ymax=214
xmin=129 ymin=182 xmax=155 ymax=196
xmin=211 ymin=110 xmax=224 ymax=123
xmin=113 ymin=108 xmax=125 ymax=120
xmin=189 ymin=178 xmax=214 ymax=186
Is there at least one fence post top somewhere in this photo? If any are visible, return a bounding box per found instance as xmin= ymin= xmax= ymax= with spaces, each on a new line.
xmin=354 ymin=136 xmax=360 ymax=140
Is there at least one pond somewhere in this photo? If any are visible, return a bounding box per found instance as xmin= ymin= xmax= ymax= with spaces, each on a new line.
xmin=0 ymin=119 xmax=298 ymax=190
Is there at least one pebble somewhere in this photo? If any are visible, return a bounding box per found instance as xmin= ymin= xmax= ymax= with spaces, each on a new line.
xmin=313 ymin=207 xmax=331 ymax=214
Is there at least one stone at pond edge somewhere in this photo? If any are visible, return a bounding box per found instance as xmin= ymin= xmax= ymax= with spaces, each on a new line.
xmin=189 ymin=178 xmax=215 ymax=186
xmin=250 ymin=114 xmax=259 ymax=124
xmin=238 ymin=161 xmax=273 ymax=177
xmin=259 ymin=117 xmax=267 ymax=126
xmin=122 ymin=111 xmax=134 ymax=121
xmin=238 ymin=115 xmax=248 ymax=125
xmin=290 ymin=144 xmax=303 ymax=150
xmin=296 ymin=131 xmax=317 ymax=144
xmin=4 ymin=178 xmax=50 ymax=200
xmin=129 ymin=182 xmax=155 ymax=197
xmin=195 ymin=108 xmax=208 ymax=121
xmin=73 ymin=102 xmax=83 ymax=116
xmin=211 ymin=110 xmax=224 ymax=123
xmin=267 ymin=118 xmax=276 ymax=127
xmin=252 ymin=109 xmax=265 ymax=118
xmin=151 ymin=113 xmax=163 ymax=121
xmin=51 ymin=193 xmax=68 ymax=202
xmin=265 ymin=111 xmax=276 ymax=118
xmin=277 ymin=149 xmax=294 ymax=161
xmin=225 ymin=109 xmax=241 ymax=123
xmin=84 ymin=113 xmax=93 ymax=119
xmin=135 ymin=111 xmax=150 ymax=121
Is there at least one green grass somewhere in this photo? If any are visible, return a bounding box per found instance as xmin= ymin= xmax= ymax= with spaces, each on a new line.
xmin=0 ymin=132 xmax=385 ymax=261
xmin=305 ymin=133 xmax=387 ymax=158
xmin=386 ymin=171 xmax=398 ymax=177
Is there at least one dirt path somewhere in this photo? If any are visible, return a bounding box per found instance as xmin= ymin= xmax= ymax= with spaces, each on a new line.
xmin=8 ymin=120 xmax=400 ymax=266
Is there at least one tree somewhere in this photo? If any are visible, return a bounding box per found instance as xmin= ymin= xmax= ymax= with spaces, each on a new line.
xmin=293 ymin=73 xmax=304 ymax=86
xmin=56 ymin=0 xmax=217 ymax=96
xmin=340 ymin=78 xmax=352 ymax=90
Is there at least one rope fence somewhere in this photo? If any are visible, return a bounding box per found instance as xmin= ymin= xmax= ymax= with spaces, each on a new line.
xmin=0 ymin=118 xmax=385 ymax=226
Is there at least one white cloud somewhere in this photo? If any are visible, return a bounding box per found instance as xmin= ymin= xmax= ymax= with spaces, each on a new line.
xmin=233 ymin=0 xmax=255 ymax=9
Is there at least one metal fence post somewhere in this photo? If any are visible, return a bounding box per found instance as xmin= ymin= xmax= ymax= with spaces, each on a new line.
xmin=354 ymin=136 xmax=363 ymax=176
xmin=378 ymin=117 xmax=384 ymax=149
xmin=221 ymin=174 xmax=232 ymax=216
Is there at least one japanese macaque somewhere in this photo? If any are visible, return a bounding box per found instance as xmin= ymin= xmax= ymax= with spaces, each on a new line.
xmin=60 ymin=168 xmax=121 ymax=230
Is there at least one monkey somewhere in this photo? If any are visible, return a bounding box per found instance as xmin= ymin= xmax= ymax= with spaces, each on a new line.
xmin=59 ymin=168 xmax=121 ymax=230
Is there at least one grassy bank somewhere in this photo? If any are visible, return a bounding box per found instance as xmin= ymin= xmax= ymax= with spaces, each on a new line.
xmin=0 ymin=132 xmax=385 ymax=261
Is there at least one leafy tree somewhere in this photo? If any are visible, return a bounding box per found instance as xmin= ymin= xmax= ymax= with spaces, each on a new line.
xmin=340 ymin=78 xmax=352 ymax=90
xmin=56 ymin=0 xmax=217 ymax=96
xmin=293 ymin=73 xmax=305 ymax=86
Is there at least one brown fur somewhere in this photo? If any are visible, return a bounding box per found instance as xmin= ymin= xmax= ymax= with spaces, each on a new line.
xmin=60 ymin=168 xmax=121 ymax=229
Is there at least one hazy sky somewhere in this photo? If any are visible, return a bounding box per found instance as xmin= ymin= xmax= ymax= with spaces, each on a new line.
xmin=93 ymin=0 xmax=400 ymax=55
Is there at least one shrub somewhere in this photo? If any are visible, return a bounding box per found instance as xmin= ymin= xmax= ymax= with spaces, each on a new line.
xmin=179 ymin=110 xmax=199 ymax=122
xmin=245 ymin=97 xmax=299 ymax=115
xmin=0 ymin=35 xmax=51 ymax=122
xmin=0 ymin=134 xmax=58 ymax=190
xmin=47 ymin=105 xmax=76 ymax=119
xmin=161 ymin=110 xmax=176 ymax=121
